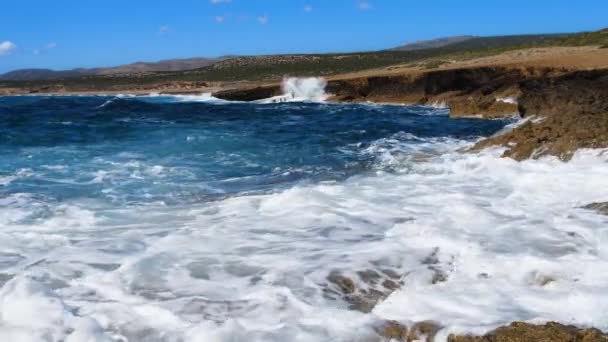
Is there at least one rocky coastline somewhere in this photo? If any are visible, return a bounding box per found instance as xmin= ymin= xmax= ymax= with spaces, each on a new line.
xmin=2 ymin=62 xmax=608 ymax=341
xmin=213 ymin=66 xmax=608 ymax=161
xmin=213 ymin=66 xmax=608 ymax=341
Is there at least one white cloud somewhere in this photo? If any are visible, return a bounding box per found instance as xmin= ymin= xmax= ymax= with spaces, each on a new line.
xmin=304 ymin=5 xmax=313 ymax=12
xmin=46 ymin=42 xmax=57 ymax=49
xmin=358 ymin=1 xmax=371 ymax=10
xmin=0 ymin=41 xmax=16 ymax=56
xmin=215 ymin=15 xmax=225 ymax=23
xmin=257 ymin=15 xmax=268 ymax=24
xmin=210 ymin=0 xmax=231 ymax=3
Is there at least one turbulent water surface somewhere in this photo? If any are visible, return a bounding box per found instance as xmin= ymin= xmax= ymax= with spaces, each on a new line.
xmin=1 ymin=95 xmax=608 ymax=342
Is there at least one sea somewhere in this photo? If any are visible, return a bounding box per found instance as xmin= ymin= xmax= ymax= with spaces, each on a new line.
xmin=1 ymin=89 xmax=608 ymax=341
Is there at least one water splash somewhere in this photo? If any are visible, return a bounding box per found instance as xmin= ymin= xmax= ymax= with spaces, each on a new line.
xmin=256 ymin=77 xmax=328 ymax=103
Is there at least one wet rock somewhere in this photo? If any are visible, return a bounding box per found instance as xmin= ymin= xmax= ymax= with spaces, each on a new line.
xmin=382 ymin=279 xmax=400 ymax=291
xmin=375 ymin=321 xmax=409 ymax=341
xmin=213 ymin=85 xmax=281 ymax=101
xmin=448 ymin=321 xmax=608 ymax=342
xmin=422 ymin=248 xmax=451 ymax=284
xmin=430 ymin=269 xmax=448 ymax=284
xmin=375 ymin=320 xmax=442 ymax=342
xmin=358 ymin=270 xmax=383 ymax=286
xmin=327 ymin=271 xmax=356 ymax=294
xmin=582 ymin=202 xmax=608 ymax=216
xmin=326 ymin=269 xmax=404 ymax=313
xmin=472 ymin=112 xmax=608 ymax=161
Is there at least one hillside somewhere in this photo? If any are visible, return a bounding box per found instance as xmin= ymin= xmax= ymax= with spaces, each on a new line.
xmin=1 ymin=28 xmax=606 ymax=93
xmin=0 ymin=57 xmax=224 ymax=81
xmin=390 ymin=35 xmax=477 ymax=51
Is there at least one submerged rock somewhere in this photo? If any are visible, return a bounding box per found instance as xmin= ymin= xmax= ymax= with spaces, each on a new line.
xmin=375 ymin=320 xmax=442 ymax=342
xmin=448 ymin=322 xmax=608 ymax=342
xmin=325 ymin=269 xmax=403 ymax=313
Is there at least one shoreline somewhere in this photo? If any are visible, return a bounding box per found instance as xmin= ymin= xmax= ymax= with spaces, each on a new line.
xmin=3 ymin=48 xmax=608 ymax=342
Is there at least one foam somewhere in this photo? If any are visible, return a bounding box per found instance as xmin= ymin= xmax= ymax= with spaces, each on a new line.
xmin=0 ymin=277 xmax=111 ymax=342
xmin=2 ymin=118 xmax=608 ymax=340
xmin=256 ymin=77 xmax=329 ymax=103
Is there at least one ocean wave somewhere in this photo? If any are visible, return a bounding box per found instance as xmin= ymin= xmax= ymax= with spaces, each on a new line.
xmin=1 ymin=147 xmax=608 ymax=340
xmin=4 ymin=97 xmax=597 ymax=341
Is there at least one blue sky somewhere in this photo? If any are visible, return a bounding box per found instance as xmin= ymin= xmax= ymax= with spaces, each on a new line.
xmin=0 ymin=0 xmax=606 ymax=73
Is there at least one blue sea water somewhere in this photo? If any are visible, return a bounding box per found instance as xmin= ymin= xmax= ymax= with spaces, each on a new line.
xmin=4 ymin=95 xmax=608 ymax=342
xmin=0 ymin=96 xmax=506 ymax=206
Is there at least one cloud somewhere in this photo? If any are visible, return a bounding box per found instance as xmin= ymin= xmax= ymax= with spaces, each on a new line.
xmin=215 ymin=15 xmax=225 ymax=23
xmin=32 ymin=42 xmax=57 ymax=55
xmin=304 ymin=5 xmax=313 ymax=12
xmin=0 ymin=41 xmax=16 ymax=56
xmin=358 ymin=1 xmax=371 ymax=10
xmin=257 ymin=15 xmax=268 ymax=24
xmin=158 ymin=25 xmax=171 ymax=35
xmin=210 ymin=0 xmax=231 ymax=3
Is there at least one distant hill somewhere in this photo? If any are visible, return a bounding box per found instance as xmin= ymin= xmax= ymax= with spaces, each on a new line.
xmin=1 ymin=28 xmax=606 ymax=87
xmin=391 ymin=36 xmax=477 ymax=51
xmin=0 ymin=57 xmax=224 ymax=81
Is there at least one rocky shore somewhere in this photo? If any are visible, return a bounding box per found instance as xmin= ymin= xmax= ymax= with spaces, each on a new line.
xmin=3 ymin=54 xmax=608 ymax=341
xmin=213 ymin=66 xmax=608 ymax=161
xmin=214 ymin=66 xmax=608 ymax=341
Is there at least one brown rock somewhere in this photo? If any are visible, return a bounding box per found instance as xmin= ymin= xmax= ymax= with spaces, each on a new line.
xmin=375 ymin=320 xmax=441 ymax=342
xmin=375 ymin=321 xmax=409 ymax=341
xmin=582 ymin=202 xmax=608 ymax=216
xmin=326 ymin=269 xmax=404 ymax=313
xmin=448 ymin=321 xmax=608 ymax=342
xmin=472 ymin=112 xmax=608 ymax=161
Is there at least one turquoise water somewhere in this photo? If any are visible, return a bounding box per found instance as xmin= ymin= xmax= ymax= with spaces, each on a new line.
xmin=12 ymin=96 xmax=602 ymax=342
xmin=0 ymin=96 xmax=506 ymax=206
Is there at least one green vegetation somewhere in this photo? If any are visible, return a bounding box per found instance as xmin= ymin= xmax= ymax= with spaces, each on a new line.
xmin=552 ymin=28 xmax=608 ymax=46
xmin=423 ymin=60 xmax=449 ymax=69
xmin=2 ymin=28 xmax=607 ymax=91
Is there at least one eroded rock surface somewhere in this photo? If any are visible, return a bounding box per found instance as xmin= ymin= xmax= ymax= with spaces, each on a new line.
xmin=375 ymin=320 xmax=442 ymax=342
xmin=325 ymin=269 xmax=403 ymax=313
xmin=448 ymin=322 xmax=608 ymax=342
xmin=472 ymin=112 xmax=608 ymax=160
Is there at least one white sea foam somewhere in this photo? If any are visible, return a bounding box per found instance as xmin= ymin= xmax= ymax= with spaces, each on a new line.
xmin=257 ymin=77 xmax=328 ymax=103
xmin=1 ymin=142 xmax=608 ymax=341
xmin=429 ymin=100 xmax=448 ymax=109
xmin=496 ymin=96 xmax=518 ymax=105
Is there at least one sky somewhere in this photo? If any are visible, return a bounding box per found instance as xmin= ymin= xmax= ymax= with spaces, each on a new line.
xmin=0 ymin=0 xmax=606 ymax=73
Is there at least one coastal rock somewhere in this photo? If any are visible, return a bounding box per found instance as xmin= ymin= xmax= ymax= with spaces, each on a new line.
xmin=445 ymin=96 xmax=518 ymax=118
xmin=582 ymin=202 xmax=608 ymax=215
xmin=448 ymin=322 xmax=608 ymax=342
xmin=375 ymin=320 xmax=441 ymax=342
xmin=325 ymin=269 xmax=403 ymax=313
xmin=472 ymin=112 xmax=608 ymax=160
xmin=212 ymin=66 xmax=608 ymax=161
xmin=518 ymin=69 xmax=608 ymax=117
xmin=213 ymin=85 xmax=281 ymax=101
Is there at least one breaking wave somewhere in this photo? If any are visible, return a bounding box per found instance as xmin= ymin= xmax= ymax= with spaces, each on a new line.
xmin=1 ymin=95 xmax=607 ymax=341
